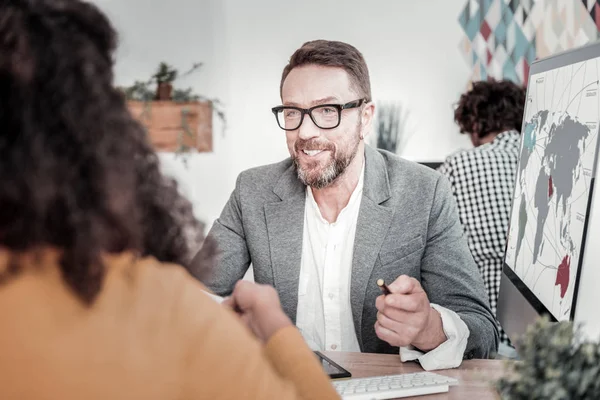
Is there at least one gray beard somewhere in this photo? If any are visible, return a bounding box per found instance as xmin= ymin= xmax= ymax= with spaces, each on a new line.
xmin=294 ymin=140 xmax=360 ymax=189
xmin=295 ymin=157 xmax=343 ymax=189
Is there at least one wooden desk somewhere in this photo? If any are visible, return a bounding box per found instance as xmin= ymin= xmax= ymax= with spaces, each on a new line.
xmin=323 ymin=352 xmax=505 ymax=399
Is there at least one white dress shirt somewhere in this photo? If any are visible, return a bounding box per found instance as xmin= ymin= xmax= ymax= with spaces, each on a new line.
xmin=295 ymin=164 xmax=472 ymax=370
xmin=295 ymin=166 xmax=365 ymax=353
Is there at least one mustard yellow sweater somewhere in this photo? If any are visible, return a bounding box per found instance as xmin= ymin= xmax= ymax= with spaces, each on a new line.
xmin=0 ymin=249 xmax=340 ymax=399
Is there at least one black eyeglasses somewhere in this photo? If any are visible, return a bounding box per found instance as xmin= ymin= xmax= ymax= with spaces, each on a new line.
xmin=271 ymin=99 xmax=367 ymax=131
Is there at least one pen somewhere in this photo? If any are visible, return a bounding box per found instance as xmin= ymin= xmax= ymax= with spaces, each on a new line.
xmin=377 ymin=279 xmax=392 ymax=295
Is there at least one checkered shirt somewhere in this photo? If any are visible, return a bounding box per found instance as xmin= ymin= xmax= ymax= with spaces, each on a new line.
xmin=438 ymin=130 xmax=521 ymax=346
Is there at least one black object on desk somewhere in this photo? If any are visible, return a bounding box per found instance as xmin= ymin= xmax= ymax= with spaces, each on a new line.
xmin=314 ymin=351 xmax=352 ymax=379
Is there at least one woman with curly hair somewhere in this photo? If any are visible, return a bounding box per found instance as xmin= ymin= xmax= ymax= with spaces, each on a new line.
xmin=438 ymin=79 xmax=526 ymax=357
xmin=0 ymin=1 xmax=338 ymax=399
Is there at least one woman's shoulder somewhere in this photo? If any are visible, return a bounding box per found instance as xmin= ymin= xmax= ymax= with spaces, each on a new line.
xmin=123 ymin=254 xmax=223 ymax=318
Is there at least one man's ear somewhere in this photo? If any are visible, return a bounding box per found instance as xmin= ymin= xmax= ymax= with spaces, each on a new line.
xmin=360 ymin=101 xmax=375 ymax=140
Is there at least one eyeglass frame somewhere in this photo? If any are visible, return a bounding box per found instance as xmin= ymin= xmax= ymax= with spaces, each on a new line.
xmin=271 ymin=98 xmax=368 ymax=131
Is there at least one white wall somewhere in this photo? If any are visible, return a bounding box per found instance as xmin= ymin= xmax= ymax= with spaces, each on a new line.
xmin=221 ymin=0 xmax=473 ymax=165
xmin=93 ymin=0 xmax=234 ymax=226
xmin=93 ymin=0 xmax=472 ymax=226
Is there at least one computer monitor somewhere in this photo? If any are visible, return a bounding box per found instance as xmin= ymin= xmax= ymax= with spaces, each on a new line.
xmin=497 ymin=40 xmax=600 ymax=344
xmin=418 ymin=161 xmax=443 ymax=170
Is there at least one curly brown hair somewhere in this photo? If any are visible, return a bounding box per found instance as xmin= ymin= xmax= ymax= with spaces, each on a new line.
xmin=454 ymin=79 xmax=526 ymax=138
xmin=0 ymin=0 xmax=214 ymax=303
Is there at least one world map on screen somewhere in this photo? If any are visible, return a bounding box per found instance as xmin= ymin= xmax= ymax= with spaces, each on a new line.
xmin=505 ymin=58 xmax=600 ymax=321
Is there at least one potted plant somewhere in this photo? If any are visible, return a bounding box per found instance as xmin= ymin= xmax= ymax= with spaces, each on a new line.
xmin=153 ymin=62 xmax=177 ymax=100
xmin=496 ymin=316 xmax=600 ymax=399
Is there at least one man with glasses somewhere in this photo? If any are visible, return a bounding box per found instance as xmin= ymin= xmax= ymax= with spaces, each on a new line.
xmin=194 ymin=40 xmax=498 ymax=369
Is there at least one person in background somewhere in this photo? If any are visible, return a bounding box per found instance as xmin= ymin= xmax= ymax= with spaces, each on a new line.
xmin=194 ymin=39 xmax=499 ymax=370
xmin=0 ymin=1 xmax=339 ymax=399
xmin=438 ymin=79 xmax=526 ymax=357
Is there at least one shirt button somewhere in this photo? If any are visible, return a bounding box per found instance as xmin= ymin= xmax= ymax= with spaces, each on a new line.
xmin=328 ymin=293 xmax=334 ymax=299
xmin=331 ymin=344 xmax=337 ymax=350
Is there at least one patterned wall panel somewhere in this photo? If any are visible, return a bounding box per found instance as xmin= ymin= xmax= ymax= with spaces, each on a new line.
xmin=459 ymin=0 xmax=600 ymax=85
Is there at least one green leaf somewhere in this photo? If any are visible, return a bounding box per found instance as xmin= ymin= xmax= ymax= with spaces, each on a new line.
xmin=495 ymin=316 xmax=600 ymax=399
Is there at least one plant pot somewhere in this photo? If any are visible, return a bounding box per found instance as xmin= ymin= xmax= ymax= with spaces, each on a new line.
xmin=156 ymin=82 xmax=173 ymax=100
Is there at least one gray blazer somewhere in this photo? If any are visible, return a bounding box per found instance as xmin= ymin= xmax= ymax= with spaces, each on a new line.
xmin=197 ymin=145 xmax=498 ymax=358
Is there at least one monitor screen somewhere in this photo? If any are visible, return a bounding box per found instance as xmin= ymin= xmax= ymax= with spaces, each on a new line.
xmin=418 ymin=161 xmax=443 ymax=170
xmin=501 ymin=41 xmax=600 ymax=331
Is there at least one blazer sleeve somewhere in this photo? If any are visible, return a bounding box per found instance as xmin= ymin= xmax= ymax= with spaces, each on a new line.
xmin=181 ymin=288 xmax=340 ymax=400
xmin=192 ymin=173 xmax=251 ymax=296
xmin=420 ymin=174 xmax=499 ymax=359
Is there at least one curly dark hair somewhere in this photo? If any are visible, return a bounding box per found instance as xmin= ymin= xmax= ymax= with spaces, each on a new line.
xmin=0 ymin=0 xmax=215 ymax=303
xmin=454 ymin=79 xmax=526 ymax=138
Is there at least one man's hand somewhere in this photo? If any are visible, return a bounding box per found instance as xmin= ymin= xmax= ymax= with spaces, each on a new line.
xmin=222 ymin=281 xmax=293 ymax=343
xmin=374 ymin=275 xmax=447 ymax=351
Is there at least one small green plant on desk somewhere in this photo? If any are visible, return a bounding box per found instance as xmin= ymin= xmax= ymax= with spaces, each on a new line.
xmin=496 ymin=316 xmax=600 ymax=399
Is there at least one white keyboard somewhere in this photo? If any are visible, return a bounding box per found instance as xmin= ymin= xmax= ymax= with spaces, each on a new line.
xmin=332 ymin=372 xmax=458 ymax=399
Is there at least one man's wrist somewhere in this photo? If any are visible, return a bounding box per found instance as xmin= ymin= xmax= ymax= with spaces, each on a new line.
xmin=412 ymin=307 xmax=447 ymax=352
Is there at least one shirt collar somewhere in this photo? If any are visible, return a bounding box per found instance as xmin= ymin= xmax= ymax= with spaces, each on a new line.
xmin=306 ymin=161 xmax=366 ymax=224
xmin=492 ymin=129 xmax=519 ymax=143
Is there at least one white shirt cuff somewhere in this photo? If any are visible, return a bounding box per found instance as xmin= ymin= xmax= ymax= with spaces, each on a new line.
xmin=399 ymin=304 xmax=470 ymax=371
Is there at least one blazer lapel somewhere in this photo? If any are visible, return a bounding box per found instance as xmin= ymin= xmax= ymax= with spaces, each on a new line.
xmin=265 ymin=164 xmax=306 ymax=323
xmin=351 ymin=146 xmax=394 ymax=348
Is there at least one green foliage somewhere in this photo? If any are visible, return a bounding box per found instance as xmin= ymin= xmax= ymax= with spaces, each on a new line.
xmin=120 ymin=62 xmax=204 ymax=102
xmin=153 ymin=62 xmax=177 ymax=83
xmin=172 ymin=88 xmax=200 ymax=102
xmin=496 ymin=316 xmax=600 ymax=399
xmin=122 ymin=80 xmax=154 ymax=101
